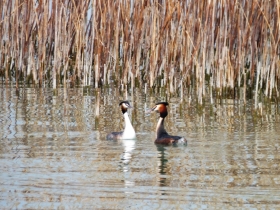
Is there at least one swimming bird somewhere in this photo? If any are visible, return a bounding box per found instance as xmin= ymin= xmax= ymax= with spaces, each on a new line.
xmin=106 ymin=101 xmax=136 ymax=140
xmin=150 ymin=102 xmax=187 ymax=145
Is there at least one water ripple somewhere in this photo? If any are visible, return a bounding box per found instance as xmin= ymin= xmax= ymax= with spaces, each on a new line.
xmin=1 ymin=87 xmax=280 ymax=209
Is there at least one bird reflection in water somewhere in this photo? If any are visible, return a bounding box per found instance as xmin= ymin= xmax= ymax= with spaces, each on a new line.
xmin=120 ymin=139 xmax=136 ymax=190
xmin=121 ymin=139 xmax=136 ymax=167
xmin=156 ymin=145 xmax=169 ymax=187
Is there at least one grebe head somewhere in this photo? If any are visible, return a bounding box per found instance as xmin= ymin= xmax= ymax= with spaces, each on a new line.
xmin=151 ymin=102 xmax=169 ymax=118
xmin=119 ymin=101 xmax=132 ymax=114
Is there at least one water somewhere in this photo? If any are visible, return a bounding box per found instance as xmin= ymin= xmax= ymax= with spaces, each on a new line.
xmin=1 ymin=86 xmax=280 ymax=209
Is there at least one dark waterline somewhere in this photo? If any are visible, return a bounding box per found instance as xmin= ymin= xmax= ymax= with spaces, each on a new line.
xmin=0 ymin=87 xmax=280 ymax=209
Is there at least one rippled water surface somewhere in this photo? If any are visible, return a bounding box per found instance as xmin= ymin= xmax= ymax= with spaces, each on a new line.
xmin=1 ymin=86 xmax=280 ymax=209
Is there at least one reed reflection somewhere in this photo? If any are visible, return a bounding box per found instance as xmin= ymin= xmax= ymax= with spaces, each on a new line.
xmin=1 ymin=86 xmax=280 ymax=209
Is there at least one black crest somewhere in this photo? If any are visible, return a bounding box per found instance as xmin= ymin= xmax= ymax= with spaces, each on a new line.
xmin=119 ymin=101 xmax=131 ymax=114
xmin=156 ymin=102 xmax=169 ymax=106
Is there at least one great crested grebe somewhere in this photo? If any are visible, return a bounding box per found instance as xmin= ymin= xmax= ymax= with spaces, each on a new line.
xmin=150 ymin=102 xmax=187 ymax=145
xmin=106 ymin=101 xmax=136 ymax=140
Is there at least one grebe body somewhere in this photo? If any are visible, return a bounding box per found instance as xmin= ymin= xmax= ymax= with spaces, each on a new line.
xmin=106 ymin=101 xmax=136 ymax=140
xmin=151 ymin=102 xmax=187 ymax=145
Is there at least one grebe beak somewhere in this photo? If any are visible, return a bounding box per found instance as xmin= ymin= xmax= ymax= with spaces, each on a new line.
xmin=145 ymin=108 xmax=153 ymax=116
xmin=145 ymin=105 xmax=157 ymax=116
xmin=150 ymin=105 xmax=157 ymax=112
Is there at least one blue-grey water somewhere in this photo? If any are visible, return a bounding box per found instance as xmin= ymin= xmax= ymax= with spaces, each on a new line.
xmin=1 ymin=86 xmax=280 ymax=209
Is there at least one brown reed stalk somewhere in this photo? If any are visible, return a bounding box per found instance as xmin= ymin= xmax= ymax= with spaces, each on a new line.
xmin=0 ymin=0 xmax=280 ymax=102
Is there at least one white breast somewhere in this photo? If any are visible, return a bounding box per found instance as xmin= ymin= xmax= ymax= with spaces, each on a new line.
xmin=122 ymin=112 xmax=136 ymax=139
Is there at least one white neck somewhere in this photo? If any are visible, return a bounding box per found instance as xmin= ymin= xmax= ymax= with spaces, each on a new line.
xmin=156 ymin=117 xmax=163 ymax=132
xmin=156 ymin=117 xmax=168 ymax=138
xmin=122 ymin=112 xmax=136 ymax=139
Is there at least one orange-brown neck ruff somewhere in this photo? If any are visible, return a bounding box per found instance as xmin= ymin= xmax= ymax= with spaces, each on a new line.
xmin=151 ymin=102 xmax=187 ymax=145
xmin=120 ymin=101 xmax=130 ymax=114
xmin=121 ymin=106 xmax=127 ymax=114
xmin=157 ymin=103 xmax=168 ymax=118
xmin=107 ymin=101 xmax=135 ymax=140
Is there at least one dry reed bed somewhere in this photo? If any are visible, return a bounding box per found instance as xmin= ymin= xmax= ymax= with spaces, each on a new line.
xmin=0 ymin=0 xmax=279 ymax=102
